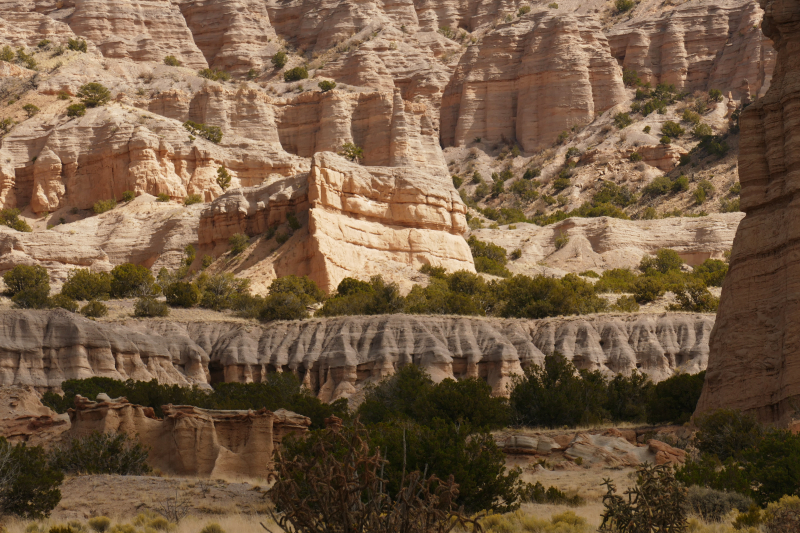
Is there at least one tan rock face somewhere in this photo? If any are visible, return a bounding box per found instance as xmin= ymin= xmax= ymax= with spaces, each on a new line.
xmin=67 ymin=394 xmax=310 ymax=478
xmin=441 ymin=11 xmax=626 ymax=152
xmin=0 ymin=310 xmax=714 ymax=399
xmin=0 ymin=386 xmax=69 ymax=446
xmin=607 ymin=0 xmax=775 ymax=98
xmin=199 ymin=152 xmax=472 ymax=293
xmin=696 ymin=0 xmax=800 ymax=425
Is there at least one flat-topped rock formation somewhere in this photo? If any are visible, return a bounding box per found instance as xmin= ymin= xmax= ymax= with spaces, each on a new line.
xmin=0 ymin=310 xmax=713 ymax=400
xmin=696 ymin=0 xmax=800 ymax=425
xmin=66 ymin=394 xmax=310 ymax=478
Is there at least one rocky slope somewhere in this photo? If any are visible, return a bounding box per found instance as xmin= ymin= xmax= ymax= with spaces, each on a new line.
xmin=696 ymin=0 xmax=800 ymax=425
xmin=0 ymin=309 xmax=714 ymax=399
xmin=0 ymin=0 xmax=775 ymax=292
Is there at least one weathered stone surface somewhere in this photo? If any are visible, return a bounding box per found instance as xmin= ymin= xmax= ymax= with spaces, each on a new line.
xmin=0 ymin=386 xmax=68 ymax=446
xmin=696 ymin=0 xmax=800 ymax=425
xmin=441 ymin=11 xmax=626 ymax=152
xmin=67 ymin=394 xmax=310 ymax=478
xmin=0 ymin=310 xmax=712 ymax=400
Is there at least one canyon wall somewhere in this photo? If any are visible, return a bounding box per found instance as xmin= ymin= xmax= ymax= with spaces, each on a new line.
xmin=696 ymin=0 xmax=800 ymax=425
xmin=0 ymin=309 xmax=713 ymax=400
xmin=67 ymin=394 xmax=310 ymax=478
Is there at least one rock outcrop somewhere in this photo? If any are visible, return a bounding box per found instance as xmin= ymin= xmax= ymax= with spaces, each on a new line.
xmin=0 ymin=386 xmax=69 ymax=446
xmin=696 ymin=0 xmax=800 ymax=425
xmin=0 ymin=310 xmax=713 ymax=399
xmin=199 ymin=152 xmax=473 ymax=293
xmin=66 ymin=394 xmax=310 ymax=478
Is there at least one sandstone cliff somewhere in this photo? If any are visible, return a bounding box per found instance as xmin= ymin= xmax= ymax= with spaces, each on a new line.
xmin=0 ymin=310 xmax=713 ymax=400
xmin=66 ymin=394 xmax=310 ymax=478
xmin=696 ymin=0 xmax=800 ymax=425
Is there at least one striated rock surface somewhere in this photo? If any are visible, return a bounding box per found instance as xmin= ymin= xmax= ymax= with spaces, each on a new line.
xmin=199 ymin=152 xmax=473 ymax=293
xmin=67 ymin=394 xmax=310 ymax=478
xmin=0 ymin=310 xmax=713 ymax=399
xmin=0 ymin=386 xmax=69 ymax=446
xmin=441 ymin=11 xmax=626 ymax=152
xmin=696 ymin=0 xmax=800 ymax=425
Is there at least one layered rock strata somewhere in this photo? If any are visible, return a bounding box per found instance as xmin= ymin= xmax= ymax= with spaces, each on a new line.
xmin=0 ymin=310 xmax=713 ymax=400
xmin=696 ymin=0 xmax=800 ymax=425
xmin=67 ymin=394 xmax=310 ymax=478
xmin=0 ymin=386 xmax=69 ymax=446
xmin=198 ymin=152 xmax=473 ymax=293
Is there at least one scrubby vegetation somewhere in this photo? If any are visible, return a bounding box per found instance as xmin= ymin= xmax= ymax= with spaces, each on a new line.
xmin=0 ymin=208 xmax=32 ymax=232
xmin=198 ymin=68 xmax=230 ymax=82
xmin=184 ymin=120 xmax=223 ymax=144
xmin=49 ymin=432 xmax=150 ymax=475
xmin=77 ymin=83 xmax=111 ymax=108
xmin=0 ymin=437 xmax=64 ymax=518
xmin=283 ymin=66 xmax=308 ymax=82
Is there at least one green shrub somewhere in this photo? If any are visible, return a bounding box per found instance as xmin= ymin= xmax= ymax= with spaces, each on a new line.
xmin=216 ymin=165 xmax=231 ymax=190
xmin=183 ymin=193 xmax=202 ymax=205
xmin=156 ymin=193 xmax=170 ymax=202
xmin=338 ymin=142 xmax=364 ymax=162
xmin=623 ymin=69 xmax=641 ymax=87
xmin=600 ymin=464 xmax=687 ymax=533
xmin=164 ymin=281 xmax=201 ymax=308
xmin=66 ymin=103 xmax=86 ymax=117
xmin=110 ymin=263 xmax=157 ymax=298
xmin=121 ymin=190 xmax=135 ymax=202
xmin=80 ymin=300 xmax=108 ymax=318
xmin=259 ymin=293 xmax=309 ymax=321
xmin=68 ymin=38 xmax=87 ymax=52
xmin=730 ymin=181 xmax=742 ymax=195
xmin=660 ymin=135 xmax=671 ymax=144
xmin=163 ymin=55 xmax=181 ymax=66
xmin=0 ymin=438 xmax=64 ymax=518
xmin=201 ymin=255 xmax=213 ymax=269
xmin=133 ymin=297 xmax=169 ymax=317
xmin=0 ymin=208 xmax=32 ymax=231
xmin=50 ymin=431 xmax=150 ymax=475
xmin=611 ymin=295 xmax=639 ymax=312
xmin=3 ymin=264 xmax=48 ymax=297
xmin=708 ymin=89 xmax=723 ymax=102
xmin=23 ymin=103 xmax=39 ymax=118
xmin=693 ymin=259 xmax=728 ymax=287
xmin=0 ymin=45 xmax=12 ymax=62
xmin=510 ymin=352 xmax=608 ymax=427
xmin=615 ymin=0 xmax=636 ymax=12
xmin=499 ymin=273 xmax=607 ymax=318
xmin=197 ymin=272 xmax=250 ymax=311
xmin=61 ymin=269 xmax=112 ymax=301
xmin=518 ymin=5 xmax=531 ymax=15
xmin=555 ymin=232 xmax=569 ymax=250
xmin=88 ymin=517 xmax=112 ymax=533
xmin=469 ymin=236 xmax=511 ymax=277
xmin=77 ymin=83 xmax=111 ymax=108
xmin=692 ymin=123 xmax=713 ymax=138
xmin=614 ymin=112 xmax=633 ymax=129
xmin=48 ymin=294 xmax=78 ymax=312
xmin=318 ymin=80 xmax=336 ymax=92
xmin=721 ymin=198 xmax=740 ymax=212
xmin=198 ymin=68 xmax=230 ymax=81
xmin=646 ymin=371 xmax=705 ymax=424
xmin=552 ymin=176 xmax=571 ymax=191
xmin=510 ymin=179 xmax=539 ymax=201
xmin=229 ymin=233 xmax=249 ymax=255
xmin=287 ymin=213 xmax=301 ymax=230
xmin=685 ymin=486 xmax=752 ymax=522
xmin=269 ymin=275 xmax=324 ymax=303
xmin=283 ymin=66 xmax=308 ymax=82
xmin=452 ymin=175 xmax=463 ymax=189
xmin=184 ymin=121 xmax=222 ymax=144
xmin=682 ymin=109 xmax=701 ymax=124
xmin=632 ymin=276 xmax=665 ymax=303
xmin=317 ymin=276 xmax=405 ymax=317
xmin=640 ymin=248 xmax=683 ymax=274
xmin=661 ymin=121 xmax=685 ymax=138
xmin=593 ymin=182 xmax=636 ymax=207
xmin=92 ymin=199 xmax=116 ymax=214
xmin=629 ymin=152 xmax=642 ymax=162
xmin=694 ymin=409 xmax=763 ymax=461
xmin=519 ymin=482 xmax=584 ymax=506
xmin=271 ymin=51 xmax=287 ymax=69
xmin=672 ymin=175 xmax=690 ymax=192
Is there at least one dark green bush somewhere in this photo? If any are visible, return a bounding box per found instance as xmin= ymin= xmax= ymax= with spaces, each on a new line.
xmin=661 ymin=121 xmax=685 ymax=138
xmin=3 ymin=264 xmax=49 ymax=297
xmin=519 ymin=482 xmax=583 ymax=506
xmin=183 ymin=193 xmax=202 ymax=206
xmin=66 ymin=103 xmax=86 ymax=117
xmin=499 ymin=274 xmax=607 ymax=319
xmin=229 ymin=233 xmax=250 ymax=255
xmin=0 ymin=208 xmax=32 ymax=232
xmin=12 ymin=285 xmax=50 ymax=309
xmin=164 ymin=281 xmax=201 ymax=308
xmin=643 ymin=176 xmax=672 ymax=196
xmin=198 ymin=68 xmax=230 ymax=81
xmin=163 ymin=55 xmax=181 ymax=67
xmin=68 ymin=38 xmax=87 ymax=52
xmin=271 ymin=51 xmax=287 ymax=69
xmin=61 ymin=269 xmax=112 ymax=301
xmin=49 ymin=431 xmax=150 ymax=475
xmin=184 ymin=121 xmax=222 ymax=144
xmin=318 ymin=80 xmax=336 ymax=92
xmin=594 ymin=268 xmax=637 ymax=293
xmin=640 ymin=248 xmax=683 ymax=274
xmin=604 ymin=371 xmax=652 ymax=422
xmin=510 ymin=352 xmax=609 ymax=427
xmin=110 ymin=263 xmax=157 ymax=298
xmin=615 ymin=0 xmax=636 ymax=12
xmin=318 ymin=276 xmax=405 ymax=317
xmin=693 ymin=409 xmax=763 ymax=461
xmin=708 ymin=89 xmax=723 ymax=102
xmin=669 ymin=283 xmax=719 ymax=312
xmin=77 ymin=83 xmax=111 ymax=107
xmin=80 ymin=300 xmax=108 ymax=318
xmin=156 ymin=193 xmax=170 ymax=202
xmin=268 ymin=275 xmax=324 ymax=304
xmin=259 ymin=293 xmax=309 ymax=321
xmin=122 ymin=190 xmax=136 ymax=202
xmin=646 ymin=371 xmax=705 ymax=424
xmin=197 ymin=272 xmax=250 ymax=311
xmin=338 ymin=142 xmax=363 ymax=162
xmin=686 ymin=486 xmax=752 ymax=522
xmin=92 ymin=199 xmax=116 ymax=214
xmin=614 ymin=112 xmax=633 ymax=129
xmin=283 ymin=66 xmax=308 ymax=82
xmin=622 ymin=69 xmax=641 ymax=87
xmin=48 ymin=294 xmax=78 ymax=312
xmin=0 ymin=438 xmax=63 ymax=518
